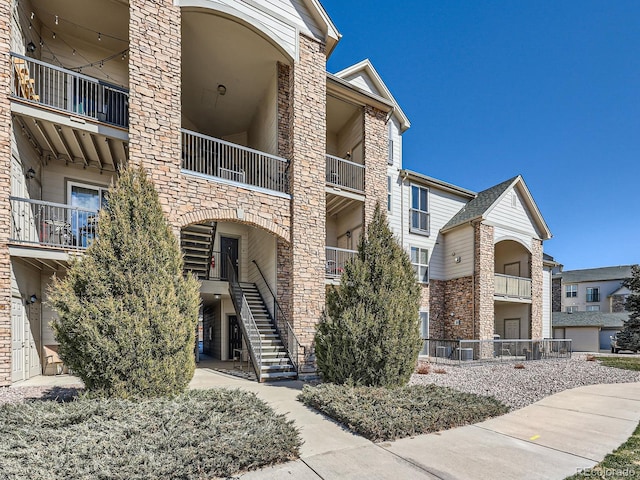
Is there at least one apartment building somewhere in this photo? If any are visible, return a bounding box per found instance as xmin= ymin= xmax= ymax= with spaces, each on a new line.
xmin=2 ymin=0 xmax=554 ymax=385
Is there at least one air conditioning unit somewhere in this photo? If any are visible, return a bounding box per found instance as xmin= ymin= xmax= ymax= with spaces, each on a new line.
xmin=456 ymin=348 xmax=474 ymax=361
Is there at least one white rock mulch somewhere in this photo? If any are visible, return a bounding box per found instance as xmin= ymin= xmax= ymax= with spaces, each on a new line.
xmin=410 ymin=354 xmax=640 ymax=410
xmin=0 ymin=385 xmax=80 ymax=406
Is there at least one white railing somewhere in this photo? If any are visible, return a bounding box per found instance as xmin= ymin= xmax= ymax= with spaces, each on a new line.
xmin=325 ymin=154 xmax=365 ymax=193
xmin=325 ymin=246 xmax=357 ymax=278
xmin=10 ymin=53 xmax=129 ymax=128
xmin=181 ymin=129 xmax=289 ymax=194
xmin=10 ymin=197 xmax=98 ymax=249
xmin=494 ymin=273 xmax=532 ymax=299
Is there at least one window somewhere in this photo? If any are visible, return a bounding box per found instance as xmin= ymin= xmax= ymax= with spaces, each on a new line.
xmin=419 ymin=311 xmax=429 ymax=355
xmin=387 ymin=176 xmax=392 ymax=212
xmin=388 ymin=139 xmax=394 ymax=165
xmin=67 ymin=181 xmax=108 ymax=247
xmin=410 ymin=185 xmax=429 ymax=235
xmin=565 ymin=285 xmax=577 ymax=298
xmin=566 ymin=306 xmax=578 ymax=313
xmin=411 ymin=246 xmax=429 ymax=283
xmin=586 ymin=287 xmax=600 ymax=303
xmin=586 ymin=305 xmax=600 ymax=312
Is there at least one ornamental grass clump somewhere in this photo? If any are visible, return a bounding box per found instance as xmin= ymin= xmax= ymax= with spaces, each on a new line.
xmin=315 ymin=205 xmax=422 ymax=387
xmin=49 ymin=167 xmax=201 ymax=398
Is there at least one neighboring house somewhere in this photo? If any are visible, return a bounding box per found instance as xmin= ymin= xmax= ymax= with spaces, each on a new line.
xmin=552 ymin=265 xmax=633 ymax=314
xmin=1 ymin=0 xmax=554 ymax=386
xmin=552 ymin=312 xmax=627 ymax=352
xmin=550 ymin=265 xmax=633 ymax=352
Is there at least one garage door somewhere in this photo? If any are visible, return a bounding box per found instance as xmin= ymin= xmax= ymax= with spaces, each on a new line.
xmin=600 ymin=329 xmax=620 ymax=350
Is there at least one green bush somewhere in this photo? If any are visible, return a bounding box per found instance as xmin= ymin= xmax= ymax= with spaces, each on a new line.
xmin=298 ymin=383 xmax=508 ymax=442
xmin=49 ymin=167 xmax=201 ymax=398
xmin=0 ymin=389 xmax=301 ymax=479
xmin=315 ymin=205 xmax=422 ymax=387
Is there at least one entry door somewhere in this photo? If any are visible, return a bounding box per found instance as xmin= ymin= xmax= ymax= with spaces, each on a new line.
xmin=504 ymin=319 xmax=520 ymax=339
xmin=229 ymin=315 xmax=242 ymax=359
xmin=11 ymin=296 xmax=25 ymax=383
xmin=220 ymin=237 xmax=239 ymax=280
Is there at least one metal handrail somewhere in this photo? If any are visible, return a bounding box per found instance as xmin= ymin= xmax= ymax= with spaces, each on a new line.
xmin=181 ymin=129 xmax=290 ymax=194
xmin=251 ymin=260 xmax=303 ymax=372
xmin=227 ymin=256 xmax=262 ymax=381
xmin=325 ymin=154 xmax=365 ymax=193
xmin=10 ymin=52 xmax=129 ymax=128
xmin=325 ymin=246 xmax=357 ymax=278
xmin=10 ymin=196 xmax=98 ymax=249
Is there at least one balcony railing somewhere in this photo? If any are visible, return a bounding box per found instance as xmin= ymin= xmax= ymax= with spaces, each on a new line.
xmin=10 ymin=197 xmax=98 ymax=249
xmin=326 ymin=154 xmax=365 ymax=193
xmin=10 ymin=53 xmax=129 ymax=128
xmin=181 ymin=129 xmax=289 ymax=194
xmin=326 ymin=246 xmax=357 ymax=278
xmin=494 ymin=273 xmax=532 ymax=299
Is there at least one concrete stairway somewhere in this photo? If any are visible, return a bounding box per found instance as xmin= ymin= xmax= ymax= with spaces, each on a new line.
xmin=239 ymin=282 xmax=297 ymax=381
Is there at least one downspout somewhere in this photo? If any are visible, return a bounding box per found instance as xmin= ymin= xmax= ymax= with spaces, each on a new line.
xmin=401 ymin=170 xmax=408 ymax=248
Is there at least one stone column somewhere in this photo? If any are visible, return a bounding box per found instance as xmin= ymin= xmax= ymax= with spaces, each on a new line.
xmin=0 ymin=0 xmax=13 ymax=386
xmin=363 ymin=105 xmax=388 ymax=225
xmin=475 ymin=223 xmax=495 ymax=357
xmin=128 ymin=0 xmax=182 ymax=226
xmin=530 ymin=239 xmax=543 ymax=338
xmin=289 ymin=34 xmax=326 ymax=371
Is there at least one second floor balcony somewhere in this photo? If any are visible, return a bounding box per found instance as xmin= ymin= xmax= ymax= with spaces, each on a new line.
xmin=326 ymin=154 xmax=364 ymax=194
xmin=11 ymin=53 xmax=129 ymax=129
xmin=494 ymin=273 xmax=532 ymax=300
xmin=326 ymin=246 xmax=357 ymax=279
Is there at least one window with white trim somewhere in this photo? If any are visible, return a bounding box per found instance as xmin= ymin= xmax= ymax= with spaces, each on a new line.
xmin=586 ymin=287 xmax=600 ymax=303
xmin=411 ymin=246 xmax=429 ymax=284
xmin=387 ymin=176 xmax=392 ymax=212
xmin=566 ymin=306 xmax=578 ymax=313
xmin=565 ymin=284 xmax=577 ymax=298
xmin=419 ymin=311 xmax=429 ymax=355
xmin=67 ymin=181 xmax=108 ymax=247
xmin=410 ymin=185 xmax=429 ymax=235
xmin=586 ymin=305 xmax=600 ymax=312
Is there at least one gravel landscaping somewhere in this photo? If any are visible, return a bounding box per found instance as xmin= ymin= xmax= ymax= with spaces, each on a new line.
xmin=411 ymin=354 xmax=640 ymax=410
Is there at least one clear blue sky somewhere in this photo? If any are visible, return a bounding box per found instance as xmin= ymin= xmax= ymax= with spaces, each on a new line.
xmin=321 ymin=0 xmax=640 ymax=271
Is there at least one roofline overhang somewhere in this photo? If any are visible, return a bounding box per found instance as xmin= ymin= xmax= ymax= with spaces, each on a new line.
xmin=327 ymin=73 xmax=394 ymax=113
xmin=304 ymin=0 xmax=341 ymax=57
xmin=400 ymin=169 xmax=477 ymax=199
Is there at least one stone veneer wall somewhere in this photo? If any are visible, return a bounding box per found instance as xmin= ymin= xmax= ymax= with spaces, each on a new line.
xmin=363 ymin=105 xmax=388 ymax=223
xmin=444 ymin=276 xmax=475 ymax=339
xmin=128 ymin=0 xmax=182 ymax=226
xmin=428 ymin=280 xmax=446 ymax=339
xmin=0 ymin=0 xmax=12 ymax=386
xmin=529 ymin=239 xmax=543 ymax=338
xmin=475 ymin=223 xmax=495 ymax=343
xmin=612 ymin=295 xmax=627 ymax=313
xmin=552 ymin=277 xmax=562 ymax=312
xmin=289 ymin=34 xmax=326 ymax=369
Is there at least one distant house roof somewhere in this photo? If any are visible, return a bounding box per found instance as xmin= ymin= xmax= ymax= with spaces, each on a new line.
xmin=441 ymin=175 xmax=552 ymax=240
xmin=552 ymin=312 xmax=628 ymax=328
xmin=554 ymin=265 xmax=633 ymax=284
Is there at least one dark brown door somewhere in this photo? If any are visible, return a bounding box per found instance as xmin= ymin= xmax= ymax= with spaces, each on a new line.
xmin=220 ymin=236 xmax=238 ymax=280
xmin=229 ymin=315 xmax=242 ymax=359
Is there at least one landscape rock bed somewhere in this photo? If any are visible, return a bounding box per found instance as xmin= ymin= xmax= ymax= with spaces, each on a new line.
xmin=411 ymin=354 xmax=640 ymax=410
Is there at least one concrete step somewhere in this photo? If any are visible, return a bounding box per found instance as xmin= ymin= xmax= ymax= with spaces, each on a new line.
xmin=261 ymin=371 xmax=297 ymax=381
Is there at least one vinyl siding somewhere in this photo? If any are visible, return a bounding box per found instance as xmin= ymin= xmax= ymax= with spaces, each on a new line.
xmin=486 ymin=187 xmax=539 ymax=238
xmin=340 ymin=72 xmax=382 ymax=96
xmin=494 ymin=303 xmax=530 ymax=339
xmin=248 ymin=68 xmax=277 ymax=155
xmin=247 ymin=228 xmax=277 ymax=314
xmin=40 ymin=163 xmax=116 ymax=206
xmin=493 ymin=225 xmax=533 ymax=251
xmin=336 ymin=112 xmax=363 ymax=162
xmin=562 ymin=279 xmax=624 ymax=313
xmin=442 ymin=225 xmax=474 ymax=280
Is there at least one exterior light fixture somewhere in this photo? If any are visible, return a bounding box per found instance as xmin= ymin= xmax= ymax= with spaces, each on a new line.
xmin=26 ymin=41 xmax=36 ymax=53
xmin=26 ymin=167 xmax=36 ymax=179
xmin=217 ymin=84 xmax=227 ymax=96
xmin=29 ymin=294 xmax=37 ymax=304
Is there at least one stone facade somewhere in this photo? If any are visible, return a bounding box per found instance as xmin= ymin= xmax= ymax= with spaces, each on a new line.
xmin=128 ymin=0 xmax=182 ymax=226
xmin=611 ymin=294 xmax=627 ymax=313
xmin=428 ymin=280 xmax=446 ymax=339
xmin=363 ymin=105 xmax=389 ymax=223
xmin=444 ymin=276 xmax=476 ymax=339
xmin=0 ymin=0 xmax=11 ymax=386
xmin=289 ymin=34 xmax=327 ymax=368
xmin=529 ymin=238 xmax=543 ymax=338
xmin=552 ymin=277 xmax=562 ymax=312
xmin=475 ymin=223 xmax=495 ymax=342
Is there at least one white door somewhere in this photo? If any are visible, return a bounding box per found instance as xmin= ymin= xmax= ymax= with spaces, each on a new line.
xmin=27 ymin=314 xmax=40 ymax=378
xmin=504 ymin=319 xmax=520 ymax=339
xmin=11 ymin=296 xmax=25 ymax=382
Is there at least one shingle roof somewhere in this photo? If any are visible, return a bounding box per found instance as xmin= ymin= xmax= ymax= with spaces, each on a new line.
xmin=442 ymin=176 xmax=518 ymax=231
xmin=554 ymin=265 xmax=633 ymax=284
xmin=552 ymin=311 xmax=628 ymax=328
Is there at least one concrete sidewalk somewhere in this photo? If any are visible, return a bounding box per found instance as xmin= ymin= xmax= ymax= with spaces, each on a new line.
xmin=16 ymin=369 xmax=640 ymax=479
xmin=190 ymin=368 xmax=640 ymax=480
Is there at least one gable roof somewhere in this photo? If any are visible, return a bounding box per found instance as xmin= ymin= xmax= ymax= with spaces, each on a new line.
xmin=441 ymin=175 xmax=552 ymax=240
xmin=304 ymin=0 xmax=341 ymax=56
xmin=552 ymin=311 xmax=628 ymax=328
xmin=333 ymin=59 xmax=410 ymax=132
xmin=554 ymin=265 xmax=633 ymax=284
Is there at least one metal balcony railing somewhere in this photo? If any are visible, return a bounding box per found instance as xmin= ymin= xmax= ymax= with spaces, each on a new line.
xmin=494 ymin=273 xmax=532 ymax=299
xmin=325 ymin=246 xmax=357 ymax=278
xmin=10 ymin=53 xmax=129 ymax=128
xmin=181 ymin=129 xmax=290 ymax=194
xmin=10 ymin=197 xmax=98 ymax=249
xmin=325 ymin=154 xmax=365 ymax=193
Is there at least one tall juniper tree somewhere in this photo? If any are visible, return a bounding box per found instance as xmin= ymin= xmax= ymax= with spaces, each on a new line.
xmin=617 ymin=264 xmax=640 ymax=352
xmin=315 ymin=204 xmax=422 ymax=387
xmin=49 ymin=167 xmax=201 ymax=398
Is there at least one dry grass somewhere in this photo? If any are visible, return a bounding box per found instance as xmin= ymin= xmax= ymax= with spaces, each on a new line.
xmin=514 ymin=363 xmax=525 ymax=369
xmin=415 ymin=363 xmax=431 ymax=375
xmin=433 ymin=368 xmax=447 ymax=374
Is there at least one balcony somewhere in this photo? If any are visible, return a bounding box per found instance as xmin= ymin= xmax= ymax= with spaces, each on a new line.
xmin=325 ymin=154 xmax=364 ymax=194
xmin=181 ymin=129 xmax=290 ymax=195
xmin=326 ymin=246 xmax=357 ymax=279
xmin=10 ymin=197 xmax=98 ymax=250
xmin=494 ymin=273 xmax=532 ymax=300
xmin=11 ymin=53 xmax=129 ymax=129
